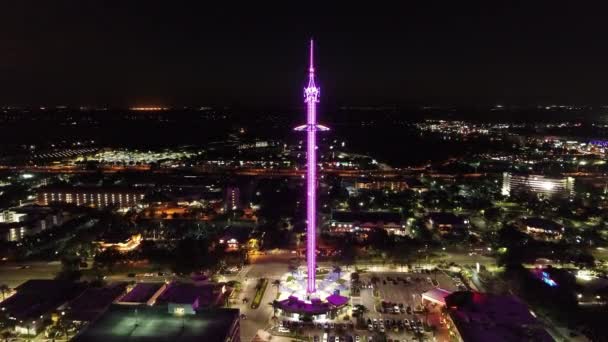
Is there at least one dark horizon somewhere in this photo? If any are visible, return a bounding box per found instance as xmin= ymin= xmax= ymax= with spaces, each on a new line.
xmin=2 ymin=2 xmax=608 ymax=107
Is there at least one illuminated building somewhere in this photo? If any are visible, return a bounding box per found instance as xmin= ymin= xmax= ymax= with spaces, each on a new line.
xmin=426 ymin=212 xmax=469 ymax=235
xmin=97 ymin=233 xmax=143 ymax=252
xmin=73 ymin=305 xmax=240 ymax=342
xmin=0 ymin=208 xmax=67 ymax=242
xmin=354 ymin=179 xmax=409 ymax=192
xmin=294 ymin=39 xmax=329 ymax=294
xmin=0 ymin=210 xmax=27 ymax=223
xmin=0 ymin=222 xmax=28 ymax=242
xmin=328 ymin=211 xmax=407 ymax=236
xmin=518 ymin=217 xmax=564 ymax=240
xmin=502 ymin=172 xmax=574 ymax=198
xmin=224 ymin=186 xmax=241 ymax=211
xmin=348 ymin=177 xmax=428 ymax=194
xmin=37 ymin=186 xmax=146 ymax=208
xmin=218 ymin=225 xmax=253 ymax=251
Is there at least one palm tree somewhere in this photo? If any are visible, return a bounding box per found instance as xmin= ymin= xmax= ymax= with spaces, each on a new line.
xmin=333 ymin=265 xmax=342 ymax=278
xmin=353 ymin=304 xmax=368 ymax=318
xmin=0 ymin=284 xmax=9 ymax=301
xmin=288 ymin=264 xmax=298 ymax=275
xmin=272 ymin=279 xmax=281 ymax=299
xmin=59 ymin=318 xmax=75 ymax=340
xmin=270 ymin=300 xmax=279 ymax=318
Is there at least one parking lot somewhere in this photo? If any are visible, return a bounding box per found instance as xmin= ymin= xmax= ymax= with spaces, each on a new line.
xmin=272 ymin=269 xmax=464 ymax=342
xmin=355 ymin=270 xmax=463 ymax=342
xmin=276 ymin=321 xmax=396 ymax=342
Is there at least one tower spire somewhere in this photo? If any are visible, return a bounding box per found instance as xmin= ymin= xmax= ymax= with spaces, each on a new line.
xmin=309 ymin=39 xmax=315 ymax=73
xmin=307 ymin=39 xmax=316 ymax=90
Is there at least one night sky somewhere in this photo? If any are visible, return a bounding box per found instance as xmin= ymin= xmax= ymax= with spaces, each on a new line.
xmin=1 ymin=2 xmax=608 ymax=106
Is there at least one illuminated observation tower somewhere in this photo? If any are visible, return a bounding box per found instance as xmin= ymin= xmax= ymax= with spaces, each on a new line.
xmin=295 ymin=39 xmax=329 ymax=294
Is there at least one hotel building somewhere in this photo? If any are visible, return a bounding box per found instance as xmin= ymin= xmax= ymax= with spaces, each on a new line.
xmin=37 ymin=186 xmax=146 ymax=208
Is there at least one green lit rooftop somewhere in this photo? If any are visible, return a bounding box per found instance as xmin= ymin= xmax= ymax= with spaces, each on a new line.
xmin=73 ymin=304 xmax=239 ymax=342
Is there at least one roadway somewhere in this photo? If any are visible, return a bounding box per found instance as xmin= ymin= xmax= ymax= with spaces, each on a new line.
xmin=0 ymin=261 xmax=62 ymax=288
xmin=226 ymin=262 xmax=289 ymax=342
xmin=1 ymin=163 xmax=491 ymax=180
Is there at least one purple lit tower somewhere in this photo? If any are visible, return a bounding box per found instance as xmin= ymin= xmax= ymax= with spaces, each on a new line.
xmin=295 ymin=39 xmax=329 ymax=294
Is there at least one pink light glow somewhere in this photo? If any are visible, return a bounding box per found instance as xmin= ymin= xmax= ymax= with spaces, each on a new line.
xmin=296 ymin=39 xmax=326 ymax=294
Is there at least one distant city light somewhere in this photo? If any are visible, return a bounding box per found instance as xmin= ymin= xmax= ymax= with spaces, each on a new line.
xmin=130 ymin=107 xmax=168 ymax=111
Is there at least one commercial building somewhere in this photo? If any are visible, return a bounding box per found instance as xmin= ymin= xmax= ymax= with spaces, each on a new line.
xmin=518 ymin=217 xmax=565 ymax=240
xmin=63 ymin=283 xmax=128 ymax=323
xmin=445 ymin=291 xmax=552 ymax=342
xmin=73 ymin=304 xmax=240 ymax=342
xmin=0 ymin=280 xmax=85 ymax=336
xmin=37 ymin=186 xmax=146 ymax=208
xmin=425 ymin=213 xmax=469 ymax=235
xmin=502 ymin=172 xmax=574 ymax=198
xmin=328 ymin=211 xmax=407 ymax=236
xmin=155 ymin=282 xmax=228 ymax=313
xmin=343 ymin=177 xmax=427 ymax=195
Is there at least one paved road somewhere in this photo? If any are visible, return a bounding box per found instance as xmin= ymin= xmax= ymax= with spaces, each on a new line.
xmin=228 ymin=263 xmax=289 ymax=342
xmin=0 ymin=261 xmax=62 ymax=288
xmin=438 ymin=252 xmax=495 ymax=266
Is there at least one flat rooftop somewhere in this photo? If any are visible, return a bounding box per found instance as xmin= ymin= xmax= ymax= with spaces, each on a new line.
xmin=73 ymin=304 xmax=239 ymax=342
xmin=66 ymin=283 xmax=127 ymax=322
xmin=0 ymin=280 xmax=85 ymax=320
xmin=155 ymin=282 xmax=224 ymax=307
xmin=446 ymin=291 xmax=553 ymax=342
xmin=119 ymin=283 xmax=163 ymax=303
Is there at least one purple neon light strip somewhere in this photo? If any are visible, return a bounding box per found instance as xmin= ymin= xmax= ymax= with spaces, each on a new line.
xmin=306 ymin=39 xmax=318 ymax=294
xmin=307 ymin=96 xmax=316 ymax=293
